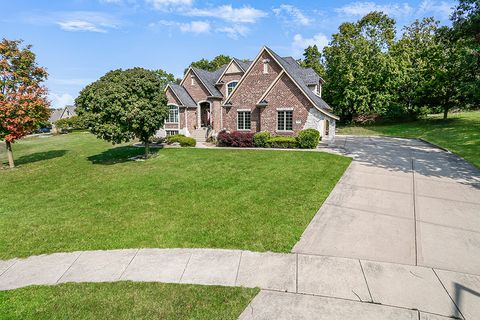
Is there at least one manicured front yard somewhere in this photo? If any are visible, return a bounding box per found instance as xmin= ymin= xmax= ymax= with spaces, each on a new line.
xmin=0 ymin=282 xmax=258 ymax=319
xmin=0 ymin=132 xmax=350 ymax=259
xmin=338 ymin=111 xmax=480 ymax=168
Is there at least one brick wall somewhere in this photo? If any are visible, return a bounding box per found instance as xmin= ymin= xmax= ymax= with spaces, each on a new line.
xmin=183 ymin=70 xmax=211 ymax=103
xmin=261 ymin=74 xmax=313 ymax=135
xmin=166 ymin=88 xmax=181 ymax=106
xmin=225 ymin=51 xmax=282 ymax=133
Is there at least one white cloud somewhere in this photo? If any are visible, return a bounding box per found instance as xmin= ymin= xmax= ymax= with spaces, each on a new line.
xmin=58 ymin=20 xmax=107 ymax=32
xmin=55 ymin=12 xmax=119 ymax=33
xmin=291 ymin=33 xmax=329 ymax=58
xmin=216 ymin=25 xmax=249 ymax=39
xmin=146 ymin=0 xmax=193 ymax=11
xmin=335 ymin=2 xmax=414 ymax=18
xmin=50 ymin=93 xmax=75 ymax=109
xmin=273 ymin=4 xmax=312 ymax=26
xmin=180 ymin=21 xmax=210 ymax=33
xmin=186 ymin=5 xmax=267 ymax=23
xmin=150 ymin=20 xmax=210 ymax=34
xmin=419 ymin=0 xmax=454 ymax=19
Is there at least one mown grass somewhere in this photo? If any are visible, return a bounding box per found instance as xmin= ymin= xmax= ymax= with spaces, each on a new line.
xmin=0 ymin=132 xmax=350 ymax=259
xmin=0 ymin=282 xmax=258 ymax=320
xmin=338 ymin=111 xmax=480 ymax=168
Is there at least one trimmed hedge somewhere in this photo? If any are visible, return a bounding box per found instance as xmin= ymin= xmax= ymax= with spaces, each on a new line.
xmin=296 ymin=129 xmax=320 ymax=149
xmin=165 ymin=134 xmax=196 ymax=147
xmin=217 ymin=130 xmax=254 ymax=147
xmin=253 ymin=132 xmax=271 ymax=148
xmin=266 ymin=136 xmax=298 ymax=149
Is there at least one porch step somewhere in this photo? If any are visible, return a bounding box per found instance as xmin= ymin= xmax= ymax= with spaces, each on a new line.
xmin=191 ymin=129 xmax=208 ymax=142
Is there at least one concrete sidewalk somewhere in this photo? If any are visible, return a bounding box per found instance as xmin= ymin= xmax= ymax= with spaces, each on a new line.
xmin=1 ymin=248 xmax=479 ymax=319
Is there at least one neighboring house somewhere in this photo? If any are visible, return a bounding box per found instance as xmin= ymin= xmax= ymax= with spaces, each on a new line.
xmin=161 ymin=46 xmax=338 ymax=141
xmin=48 ymin=105 xmax=77 ymax=124
xmin=48 ymin=105 xmax=77 ymax=133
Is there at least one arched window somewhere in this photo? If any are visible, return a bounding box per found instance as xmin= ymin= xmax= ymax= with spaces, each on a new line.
xmin=226 ymin=81 xmax=238 ymax=96
xmin=167 ymin=105 xmax=179 ymax=123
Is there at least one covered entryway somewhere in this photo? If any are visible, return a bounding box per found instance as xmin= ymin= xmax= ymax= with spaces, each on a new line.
xmin=198 ymin=101 xmax=211 ymax=128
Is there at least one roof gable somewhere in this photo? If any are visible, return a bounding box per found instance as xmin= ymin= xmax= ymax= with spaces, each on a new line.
xmin=225 ymin=46 xmax=337 ymax=119
xmin=165 ymin=83 xmax=196 ymax=108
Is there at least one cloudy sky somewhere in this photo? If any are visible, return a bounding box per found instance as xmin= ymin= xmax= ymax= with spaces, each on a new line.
xmin=2 ymin=0 xmax=455 ymax=108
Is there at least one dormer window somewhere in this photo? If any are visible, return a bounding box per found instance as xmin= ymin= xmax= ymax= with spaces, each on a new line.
xmin=263 ymin=59 xmax=270 ymax=74
xmin=226 ymin=81 xmax=238 ymax=97
xmin=191 ymin=75 xmax=195 ymax=86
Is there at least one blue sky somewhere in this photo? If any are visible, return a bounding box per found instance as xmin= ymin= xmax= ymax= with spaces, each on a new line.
xmin=2 ymin=0 xmax=455 ymax=108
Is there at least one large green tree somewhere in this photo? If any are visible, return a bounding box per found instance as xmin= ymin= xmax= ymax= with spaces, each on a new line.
xmin=0 ymin=38 xmax=50 ymax=168
xmin=391 ymin=18 xmax=442 ymax=118
xmin=300 ymin=45 xmax=326 ymax=78
xmin=451 ymin=0 xmax=480 ymax=109
xmin=76 ymin=68 xmax=168 ymax=158
xmin=323 ymin=12 xmax=398 ymax=121
xmin=185 ymin=54 xmax=232 ymax=73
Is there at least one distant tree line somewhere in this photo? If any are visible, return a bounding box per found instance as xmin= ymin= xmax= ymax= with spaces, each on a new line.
xmin=300 ymin=0 xmax=479 ymax=122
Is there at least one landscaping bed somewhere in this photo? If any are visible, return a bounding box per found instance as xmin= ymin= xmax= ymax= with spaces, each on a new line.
xmin=0 ymin=132 xmax=350 ymax=259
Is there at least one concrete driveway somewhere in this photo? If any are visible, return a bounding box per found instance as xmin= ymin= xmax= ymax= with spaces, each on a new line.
xmin=294 ymin=136 xmax=480 ymax=275
xmin=241 ymin=135 xmax=480 ymax=319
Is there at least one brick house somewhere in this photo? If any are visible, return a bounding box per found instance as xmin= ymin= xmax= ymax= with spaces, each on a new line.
xmin=161 ymin=46 xmax=338 ymax=142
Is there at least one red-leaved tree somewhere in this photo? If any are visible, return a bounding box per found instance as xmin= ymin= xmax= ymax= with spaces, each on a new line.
xmin=0 ymin=38 xmax=50 ymax=168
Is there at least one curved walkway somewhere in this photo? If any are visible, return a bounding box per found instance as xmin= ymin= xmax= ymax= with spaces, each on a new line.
xmin=1 ymin=136 xmax=479 ymax=319
xmin=0 ymin=248 xmax=478 ymax=319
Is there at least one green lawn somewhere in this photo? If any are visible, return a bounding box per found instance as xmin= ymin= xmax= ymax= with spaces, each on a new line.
xmin=0 ymin=132 xmax=350 ymax=259
xmin=0 ymin=282 xmax=258 ymax=319
xmin=338 ymin=111 xmax=480 ymax=168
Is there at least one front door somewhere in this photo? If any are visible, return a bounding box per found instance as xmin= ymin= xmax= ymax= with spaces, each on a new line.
xmin=200 ymin=103 xmax=210 ymax=127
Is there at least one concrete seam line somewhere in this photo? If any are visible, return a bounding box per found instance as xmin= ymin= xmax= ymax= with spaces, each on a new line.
xmin=234 ymin=251 xmax=243 ymax=286
xmin=179 ymin=252 xmax=192 ymax=283
xmin=359 ymin=260 xmax=373 ymax=303
xmin=56 ymin=252 xmax=82 ymax=283
xmin=412 ymin=156 xmax=418 ymax=266
xmin=432 ymin=268 xmax=465 ymax=320
xmin=0 ymin=260 xmax=18 ymax=278
xmin=295 ymin=253 xmax=299 ymax=293
xmin=118 ymin=249 xmax=139 ymax=280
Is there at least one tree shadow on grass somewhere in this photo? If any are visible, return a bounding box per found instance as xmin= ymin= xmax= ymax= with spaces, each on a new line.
xmin=3 ymin=150 xmax=68 ymax=166
xmin=87 ymin=146 xmax=160 ymax=165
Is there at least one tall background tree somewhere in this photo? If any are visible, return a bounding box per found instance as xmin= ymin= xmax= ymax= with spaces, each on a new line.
xmin=323 ymin=12 xmax=398 ymax=121
xmin=185 ymin=54 xmax=232 ymax=73
xmin=0 ymin=38 xmax=50 ymax=168
xmin=76 ymin=68 xmax=168 ymax=158
xmin=299 ymin=45 xmax=326 ymax=78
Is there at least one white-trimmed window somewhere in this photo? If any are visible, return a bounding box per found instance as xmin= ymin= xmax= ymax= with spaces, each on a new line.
xmin=226 ymin=81 xmax=238 ymax=96
xmin=167 ymin=105 xmax=179 ymax=123
xmin=191 ymin=75 xmax=195 ymax=86
xmin=237 ymin=111 xmax=251 ymax=130
xmin=166 ymin=130 xmax=178 ymax=136
xmin=277 ymin=110 xmax=293 ymax=131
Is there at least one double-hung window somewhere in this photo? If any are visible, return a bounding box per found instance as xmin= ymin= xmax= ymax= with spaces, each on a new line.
xmin=167 ymin=105 xmax=179 ymax=123
xmin=277 ymin=110 xmax=293 ymax=131
xmin=237 ymin=111 xmax=251 ymax=130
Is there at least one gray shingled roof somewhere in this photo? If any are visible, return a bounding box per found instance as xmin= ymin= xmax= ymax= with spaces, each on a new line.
xmin=281 ymin=57 xmax=321 ymax=86
xmin=169 ymin=83 xmax=196 ymax=108
xmin=191 ymin=67 xmax=224 ymax=97
xmin=48 ymin=109 xmax=63 ymax=123
xmin=267 ymin=47 xmax=334 ymax=114
xmin=234 ymin=58 xmax=252 ymax=71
